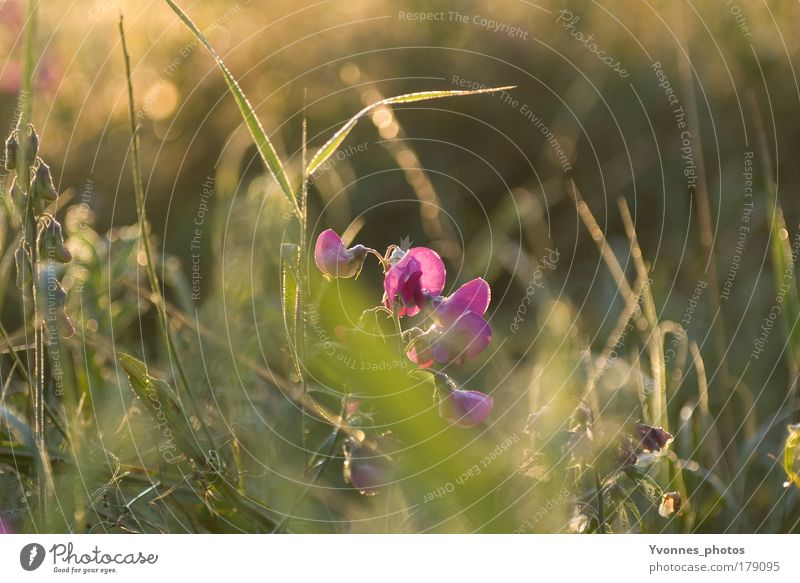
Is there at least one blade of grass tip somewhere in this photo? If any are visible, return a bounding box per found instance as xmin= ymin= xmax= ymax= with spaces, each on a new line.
xmin=568 ymin=181 xmax=635 ymax=300
xmin=749 ymin=93 xmax=800 ymax=378
xmin=118 ymin=15 xmax=216 ymax=453
xmin=346 ymin=76 xmax=461 ymax=259
xmin=617 ymin=198 xmax=665 ymax=427
xmin=160 ymin=0 xmax=297 ymax=215
xmin=690 ymin=340 xmax=725 ymax=475
xmin=306 ymin=85 xmax=516 ymax=177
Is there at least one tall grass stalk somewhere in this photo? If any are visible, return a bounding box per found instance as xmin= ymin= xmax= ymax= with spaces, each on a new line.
xmin=118 ymin=16 xmax=216 ymax=452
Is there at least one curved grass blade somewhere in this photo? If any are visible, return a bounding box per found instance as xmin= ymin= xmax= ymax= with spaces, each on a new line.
xmin=118 ymin=352 xmax=205 ymax=464
xmin=161 ymin=0 xmax=297 ymax=213
xmin=306 ymin=85 xmax=516 ymax=177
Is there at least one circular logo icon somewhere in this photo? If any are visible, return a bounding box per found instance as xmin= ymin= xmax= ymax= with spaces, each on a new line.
xmin=19 ymin=543 xmax=46 ymax=571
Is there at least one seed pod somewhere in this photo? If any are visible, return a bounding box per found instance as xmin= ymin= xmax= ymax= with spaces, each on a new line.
xmin=32 ymin=160 xmax=58 ymax=202
xmin=25 ymin=125 xmax=39 ymax=162
xmin=4 ymin=133 xmax=18 ymax=171
xmin=40 ymin=219 xmax=72 ymax=263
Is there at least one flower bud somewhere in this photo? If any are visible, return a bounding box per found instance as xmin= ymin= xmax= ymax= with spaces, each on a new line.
xmin=438 ymin=388 xmax=494 ymax=428
xmin=32 ymin=160 xmax=58 ymax=202
xmin=4 ymin=133 xmax=18 ymax=171
xmin=659 ymin=491 xmax=681 ymax=517
xmin=314 ymin=229 xmax=367 ymax=278
xmin=26 ymin=125 xmax=39 ymax=162
xmin=40 ymin=219 xmax=72 ymax=263
xmin=342 ymin=437 xmax=392 ymax=496
xmin=571 ymin=403 xmax=592 ymax=427
xmin=636 ymin=423 xmax=673 ymax=453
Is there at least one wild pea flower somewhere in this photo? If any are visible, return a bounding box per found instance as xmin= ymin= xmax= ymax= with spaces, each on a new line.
xmin=314 ymin=229 xmax=368 ymax=278
xmin=430 ymin=278 xmax=491 ymax=326
xmin=407 ymin=312 xmax=491 ymax=367
xmin=314 ymin=231 xmax=495 ymax=433
xmin=438 ymin=388 xmax=494 ymax=428
xmin=383 ymin=247 xmax=445 ymax=317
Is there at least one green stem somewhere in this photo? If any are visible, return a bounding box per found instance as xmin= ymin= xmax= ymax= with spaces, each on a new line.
xmin=118 ymin=16 xmax=216 ymax=454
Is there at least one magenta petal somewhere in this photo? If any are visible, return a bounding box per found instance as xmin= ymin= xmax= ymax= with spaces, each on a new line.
xmin=384 ymin=247 xmax=445 ymax=317
xmin=433 ymin=278 xmax=491 ymax=326
xmin=315 ymin=229 xmax=364 ymax=277
xmin=430 ymin=312 xmax=492 ymax=365
xmin=405 ymin=248 xmax=446 ymax=296
xmin=439 ymin=389 xmax=494 ymax=427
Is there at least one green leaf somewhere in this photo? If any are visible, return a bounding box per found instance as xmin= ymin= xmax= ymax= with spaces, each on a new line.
xmin=118 ymin=352 xmax=204 ymax=463
xmin=766 ymin=195 xmax=800 ymax=365
xmin=161 ymin=0 xmax=296 ymax=214
xmin=306 ymin=85 xmax=516 ymax=177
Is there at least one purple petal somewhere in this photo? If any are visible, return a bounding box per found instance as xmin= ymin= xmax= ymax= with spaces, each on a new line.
xmin=384 ymin=247 xmax=446 ymax=317
xmin=433 ymin=278 xmax=491 ymax=326
xmin=314 ymin=229 xmax=348 ymax=276
xmin=439 ymin=389 xmax=494 ymax=427
xmin=430 ymin=312 xmax=492 ymax=365
xmin=406 ymin=248 xmax=446 ymax=296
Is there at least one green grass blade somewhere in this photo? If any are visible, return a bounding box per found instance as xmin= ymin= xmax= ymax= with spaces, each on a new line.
xmin=118 ymin=352 xmax=204 ymax=463
xmin=306 ymin=86 xmax=515 ymax=177
xmin=161 ymin=0 xmax=296 ymax=212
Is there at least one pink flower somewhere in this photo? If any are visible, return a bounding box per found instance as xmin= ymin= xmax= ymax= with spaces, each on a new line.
xmin=439 ymin=389 xmax=494 ymax=427
xmin=384 ymin=247 xmax=445 ymax=317
xmin=314 ymin=229 xmax=367 ymax=278
xmin=431 ymin=278 xmax=491 ymax=326
xmin=407 ymin=312 xmax=492 ymax=367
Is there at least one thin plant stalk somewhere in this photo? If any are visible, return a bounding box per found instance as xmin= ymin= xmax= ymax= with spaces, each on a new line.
xmin=118 ymin=16 xmax=216 ymax=453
